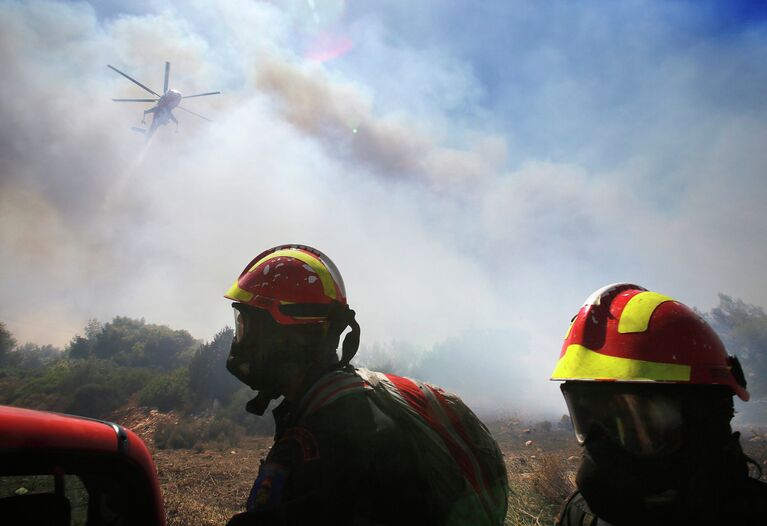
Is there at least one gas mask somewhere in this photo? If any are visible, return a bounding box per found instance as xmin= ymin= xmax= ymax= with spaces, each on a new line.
xmin=227 ymin=302 xmax=362 ymax=415
xmin=562 ymin=382 xmax=684 ymax=457
xmin=563 ymin=383 xmax=687 ymax=523
xmin=227 ymin=304 xmax=318 ymax=414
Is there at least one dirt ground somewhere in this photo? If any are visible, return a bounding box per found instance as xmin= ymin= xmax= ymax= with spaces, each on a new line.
xmin=110 ymin=407 xmax=271 ymax=526
xmin=110 ymin=408 xmax=767 ymax=526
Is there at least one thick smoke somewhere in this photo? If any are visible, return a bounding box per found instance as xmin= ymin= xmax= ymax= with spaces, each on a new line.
xmin=1 ymin=1 xmax=766 ymax=417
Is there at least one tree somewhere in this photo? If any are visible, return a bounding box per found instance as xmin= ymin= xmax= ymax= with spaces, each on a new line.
xmin=138 ymin=368 xmax=190 ymax=411
xmin=67 ymin=316 xmax=199 ymax=371
xmin=84 ymin=319 xmax=102 ymax=340
xmin=12 ymin=343 xmax=61 ymax=370
xmin=703 ymin=294 xmax=767 ymax=400
xmin=188 ymin=327 xmax=240 ymax=406
xmin=67 ymin=335 xmax=92 ymax=360
xmin=0 ymin=322 xmax=17 ymax=366
xmin=68 ymin=383 xmax=123 ymax=418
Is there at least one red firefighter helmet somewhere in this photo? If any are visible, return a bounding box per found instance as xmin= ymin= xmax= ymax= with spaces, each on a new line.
xmin=224 ymin=244 xmax=347 ymax=325
xmin=550 ymin=283 xmax=749 ymax=401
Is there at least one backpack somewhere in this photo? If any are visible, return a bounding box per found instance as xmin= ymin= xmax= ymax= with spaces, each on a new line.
xmin=298 ymin=367 xmax=509 ymax=525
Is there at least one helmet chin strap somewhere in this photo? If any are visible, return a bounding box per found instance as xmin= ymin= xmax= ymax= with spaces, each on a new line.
xmin=339 ymin=308 xmax=360 ymax=368
xmin=325 ymin=302 xmax=360 ymax=368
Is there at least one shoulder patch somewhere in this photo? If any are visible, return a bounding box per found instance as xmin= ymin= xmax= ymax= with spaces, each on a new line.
xmin=246 ymin=462 xmax=288 ymax=511
xmin=278 ymin=426 xmax=320 ymax=461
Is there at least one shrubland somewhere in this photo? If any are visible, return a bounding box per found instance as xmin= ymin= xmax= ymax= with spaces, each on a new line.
xmin=1 ymin=292 xmax=767 ymax=524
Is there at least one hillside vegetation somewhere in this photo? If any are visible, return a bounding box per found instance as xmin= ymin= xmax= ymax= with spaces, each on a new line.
xmin=1 ymin=294 xmax=767 ymax=524
xmin=3 ymin=293 xmax=767 ymax=425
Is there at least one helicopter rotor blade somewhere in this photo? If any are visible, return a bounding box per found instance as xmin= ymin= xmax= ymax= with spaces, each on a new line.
xmin=112 ymin=98 xmax=158 ymax=102
xmin=182 ymin=91 xmax=221 ymax=99
xmin=107 ymin=65 xmax=161 ymax=97
xmin=163 ymin=62 xmax=170 ymax=94
xmin=177 ymin=105 xmax=212 ymax=122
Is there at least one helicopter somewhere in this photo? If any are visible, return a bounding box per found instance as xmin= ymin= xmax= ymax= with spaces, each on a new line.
xmin=108 ymin=61 xmax=220 ymax=140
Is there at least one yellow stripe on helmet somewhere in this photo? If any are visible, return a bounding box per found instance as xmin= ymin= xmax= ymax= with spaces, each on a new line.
xmin=618 ymin=291 xmax=674 ymax=334
xmin=224 ymin=281 xmax=255 ymax=302
xmin=248 ymin=249 xmax=337 ymax=300
xmin=551 ymin=344 xmax=691 ymax=382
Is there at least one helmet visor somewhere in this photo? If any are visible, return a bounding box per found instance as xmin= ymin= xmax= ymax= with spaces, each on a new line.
xmin=233 ymin=303 xmax=268 ymax=343
xmin=233 ymin=305 xmax=246 ymax=343
xmin=562 ymin=383 xmax=683 ymax=456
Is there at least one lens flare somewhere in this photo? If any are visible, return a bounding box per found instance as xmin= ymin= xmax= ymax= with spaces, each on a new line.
xmin=304 ymin=32 xmax=353 ymax=62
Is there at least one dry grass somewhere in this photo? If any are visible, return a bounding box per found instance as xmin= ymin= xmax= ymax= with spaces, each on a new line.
xmin=487 ymin=418 xmax=579 ymax=525
xmin=155 ymin=442 xmax=579 ymax=526
xmin=143 ymin=412 xmax=580 ymax=526
xmin=108 ymin=409 xmax=767 ymax=526
xmin=109 ymin=406 xmax=271 ymax=526
xmin=153 ymin=438 xmax=271 ymax=526
xmin=529 ymin=454 xmax=577 ymax=506
xmin=502 ymin=449 xmax=578 ymax=526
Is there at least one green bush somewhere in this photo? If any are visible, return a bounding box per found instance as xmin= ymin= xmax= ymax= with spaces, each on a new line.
xmin=202 ymin=417 xmax=243 ymax=448
xmin=0 ymin=374 xmax=25 ymax=405
xmin=9 ymin=344 xmax=62 ymax=370
xmin=67 ymin=317 xmax=199 ymax=371
xmin=154 ymin=420 xmax=199 ymax=450
xmin=0 ymin=322 xmax=16 ymax=366
xmin=138 ymin=368 xmax=190 ymax=411
xmin=219 ymin=387 xmax=276 ymax=436
xmin=188 ymin=327 xmax=239 ymax=406
xmin=67 ymin=383 xmax=123 ymax=418
xmin=536 ymin=420 xmax=553 ymax=433
xmin=153 ymin=417 xmax=244 ymax=450
xmin=8 ymin=359 xmax=155 ymax=414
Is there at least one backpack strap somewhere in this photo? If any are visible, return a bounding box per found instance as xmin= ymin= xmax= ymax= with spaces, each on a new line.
xmin=297 ymin=369 xmax=372 ymax=419
xmin=556 ymin=492 xmax=599 ymax=526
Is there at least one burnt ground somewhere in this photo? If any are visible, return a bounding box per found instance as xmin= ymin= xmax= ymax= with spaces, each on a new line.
xmin=110 ymin=407 xmax=767 ymax=526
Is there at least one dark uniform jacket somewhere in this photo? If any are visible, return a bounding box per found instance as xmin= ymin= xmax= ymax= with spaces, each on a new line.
xmin=228 ymin=368 xmax=508 ymax=526
xmin=557 ymin=478 xmax=767 ymax=526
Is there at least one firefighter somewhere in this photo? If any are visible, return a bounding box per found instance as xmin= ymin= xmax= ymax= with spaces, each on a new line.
xmin=551 ymin=283 xmax=767 ymax=525
xmin=224 ymin=244 xmax=508 ymax=526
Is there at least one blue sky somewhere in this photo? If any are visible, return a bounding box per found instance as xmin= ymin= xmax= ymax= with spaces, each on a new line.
xmin=342 ymin=1 xmax=767 ymax=166
xmin=1 ymin=0 xmax=766 ymax=415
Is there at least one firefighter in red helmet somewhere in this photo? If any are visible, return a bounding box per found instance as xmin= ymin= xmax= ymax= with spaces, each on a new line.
xmin=224 ymin=244 xmax=509 ymax=526
xmin=552 ymin=283 xmax=767 ymax=526
xmin=223 ymin=244 xmax=359 ymax=417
